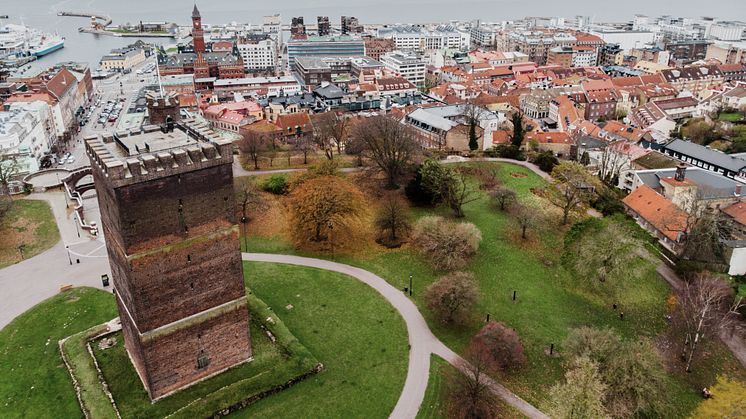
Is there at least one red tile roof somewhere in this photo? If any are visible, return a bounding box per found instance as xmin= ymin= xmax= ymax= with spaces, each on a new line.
xmin=722 ymin=198 xmax=746 ymax=227
xmin=525 ymin=131 xmax=572 ymax=144
xmin=622 ymin=185 xmax=688 ymax=241
xmin=45 ymin=67 xmax=77 ymax=100
xmin=277 ymin=112 xmax=312 ymax=132
xmin=492 ymin=130 xmax=510 ymax=145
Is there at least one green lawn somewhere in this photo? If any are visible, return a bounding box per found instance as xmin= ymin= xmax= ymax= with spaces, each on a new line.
xmin=240 ymin=161 xmax=745 ymax=416
xmin=0 ymin=261 xmax=409 ymax=418
xmin=90 ymin=314 xmax=317 ymax=418
xmin=0 ymin=287 xmax=118 ymax=418
xmin=718 ymin=112 xmax=744 ymax=122
xmin=0 ymin=199 xmax=59 ymax=268
xmin=234 ymin=262 xmax=409 ymax=418
xmin=417 ymin=355 xmax=449 ymax=419
xmin=417 ymin=354 xmax=526 ymax=419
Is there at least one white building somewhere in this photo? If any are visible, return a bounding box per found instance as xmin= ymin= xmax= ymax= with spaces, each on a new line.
xmin=380 ymin=50 xmax=426 ymax=87
xmin=572 ymin=47 xmax=598 ymax=67
xmin=237 ymin=39 xmax=277 ymax=72
xmin=707 ymin=21 xmax=746 ymax=41
xmin=589 ymin=27 xmax=656 ymax=51
xmin=469 ymin=21 xmax=501 ymax=47
xmin=0 ymin=101 xmax=56 ymax=173
xmin=377 ymin=25 xmax=470 ymax=52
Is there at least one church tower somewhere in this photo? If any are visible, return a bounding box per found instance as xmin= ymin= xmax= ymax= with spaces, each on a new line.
xmin=192 ymin=4 xmax=205 ymax=53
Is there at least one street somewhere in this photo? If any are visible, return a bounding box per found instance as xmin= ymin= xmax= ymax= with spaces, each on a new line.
xmin=62 ymin=55 xmax=160 ymax=171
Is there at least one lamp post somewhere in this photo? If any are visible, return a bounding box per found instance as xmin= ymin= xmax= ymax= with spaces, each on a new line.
xmin=73 ymin=214 xmax=81 ymax=238
xmin=328 ymin=222 xmax=334 ymax=260
xmin=66 ymin=245 xmax=72 ymax=265
xmin=409 ymin=274 xmax=413 ymax=297
xmin=240 ymin=216 xmax=248 ymax=251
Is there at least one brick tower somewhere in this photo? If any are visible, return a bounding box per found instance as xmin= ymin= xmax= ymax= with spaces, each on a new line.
xmin=86 ymin=121 xmax=251 ymax=400
xmin=192 ymin=4 xmax=205 ymax=53
xmin=146 ymin=91 xmax=181 ymax=126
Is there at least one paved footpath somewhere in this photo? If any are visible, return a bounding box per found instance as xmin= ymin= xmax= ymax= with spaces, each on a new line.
xmin=244 ymin=253 xmax=549 ymax=419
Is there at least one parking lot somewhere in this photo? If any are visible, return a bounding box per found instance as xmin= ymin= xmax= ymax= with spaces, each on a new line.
xmin=57 ymin=56 xmax=159 ymax=170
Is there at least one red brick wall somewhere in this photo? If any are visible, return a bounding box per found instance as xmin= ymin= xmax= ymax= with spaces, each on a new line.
xmin=126 ymin=227 xmax=245 ymax=330
xmin=141 ymin=305 xmax=251 ymax=399
xmin=115 ymin=163 xmax=235 ymax=251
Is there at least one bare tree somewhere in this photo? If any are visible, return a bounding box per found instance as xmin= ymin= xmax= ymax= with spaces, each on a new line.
xmin=374 ymin=195 xmax=411 ymax=244
xmin=598 ymin=141 xmax=629 ymax=185
xmin=352 ymin=115 xmax=420 ymax=189
xmin=447 ymin=344 xmax=500 ymax=419
xmin=293 ymin=131 xmax=314 ymax=165
xmin=0 ymin=152 xmax=20 ymax=219
xmin=0 ymin=152 xmax=20 ymax=198
xmin=547 ymin=161 xmax=600 ymax=225
xmin=311 ymin=112 xmax=344 ymax=160
xmin=675 ymin=273 xmax=744 ymax=372
xmin=263 ymin=138 xmax=279 ymax=167
xmin=490 ymin=186 xmax=516 ymax=211
xmin=239 ymin=129 xmax=268 ymax=170
xmin=237 ymin=182 xmax=267 ymax=223
xmin=444 ymin=171 xmax=481 ymax=218
xmin=331 ymin=114 xmax=350 ymax=155
xmin=511 ymin=203 xmax=537 ymax=240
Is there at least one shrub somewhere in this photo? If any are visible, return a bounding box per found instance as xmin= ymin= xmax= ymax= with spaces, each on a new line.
xmin=310 ymin=159 xmax=340 ymax=176
xmin=485 ymin=144 xmax=525 ymax=160
xmin=411 ymin=216 xmax=482 ymax=271
xmin=424 ymin=272 xmax=479 ymax=325
xmin=405 ymin=165 xmax=440 ymax=206
xmin=470 ymin=321 xmax=527 ymax=373
xmin=490 ymin=186 xmax=516 ymax=211
xmin=261 ymin=174 xmax=288 ymax=195
xmin=591 ymin=186 xmax=625 ymax=216
xmin=532 ymin=151 xmax=559 ymax=173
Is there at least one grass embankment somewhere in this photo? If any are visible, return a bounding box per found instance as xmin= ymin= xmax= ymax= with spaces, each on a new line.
xmin=234 ymin=262 xmax=409 ymax=418
xmin=0 ymin=288 xmax=117 ymax=418
xmin=89 ymin=298 xmax=317 ymax=418
xmin=1 ymin=263 xmax=409 ymax=418
xmin=238 ymin=161 xmax=746 ymax=416
xmin=0 ymin=199 xmax=59 ymax=268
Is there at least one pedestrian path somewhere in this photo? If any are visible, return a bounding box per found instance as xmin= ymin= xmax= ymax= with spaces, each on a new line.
xmin=243 ymin=253 xmax=549 ymax=419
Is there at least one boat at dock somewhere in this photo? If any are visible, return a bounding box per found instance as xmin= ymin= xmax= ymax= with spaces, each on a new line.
xmin=0 ymin=23 xmax=65 ymax=59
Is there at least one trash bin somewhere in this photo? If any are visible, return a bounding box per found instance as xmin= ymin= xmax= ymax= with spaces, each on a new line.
xmin=101 ymin=274 xmax=110 ymax=287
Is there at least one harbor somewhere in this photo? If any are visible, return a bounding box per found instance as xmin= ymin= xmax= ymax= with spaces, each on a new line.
xmin=58 ymin=11 xmax=177 ymax=38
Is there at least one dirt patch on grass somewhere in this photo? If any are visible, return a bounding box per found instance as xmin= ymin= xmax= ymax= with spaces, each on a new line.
xmin=510 ymin=172 xmax=528 ymax=178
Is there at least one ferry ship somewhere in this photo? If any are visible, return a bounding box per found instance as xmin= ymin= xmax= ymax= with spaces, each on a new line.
xmin=0 ymin=23 xmax=65 ymax=59
xmin=29 ymin=34 xmax=65 ymax=57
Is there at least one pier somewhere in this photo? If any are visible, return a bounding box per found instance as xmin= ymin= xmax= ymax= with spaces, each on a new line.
xmin=57 ymin=11 xmax=175 ymax=38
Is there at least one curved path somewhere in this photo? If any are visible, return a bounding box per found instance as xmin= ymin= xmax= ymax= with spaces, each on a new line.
xmin=244 ymin=253 xmax=549 ymax=419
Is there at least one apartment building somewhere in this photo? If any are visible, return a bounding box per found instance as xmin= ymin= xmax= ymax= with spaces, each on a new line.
xmin=380 ymin=50 xmax=426 ymax=87
xmin=236 ymin=38 xmax=276 ymax=72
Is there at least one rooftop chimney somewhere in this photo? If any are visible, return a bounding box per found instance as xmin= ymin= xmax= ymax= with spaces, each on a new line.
xmin=675 ymin=163 xmax=686 ymax=182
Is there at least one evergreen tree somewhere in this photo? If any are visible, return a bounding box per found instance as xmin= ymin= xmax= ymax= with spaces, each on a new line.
xmin=510 ymin=112 xmax=525 ymax=148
